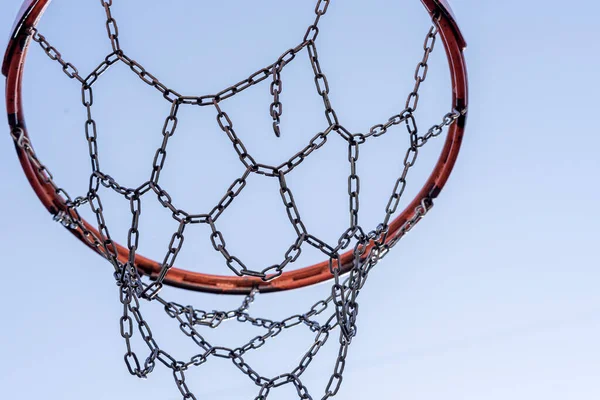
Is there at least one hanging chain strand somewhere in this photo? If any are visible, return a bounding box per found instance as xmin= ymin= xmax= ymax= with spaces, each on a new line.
xmin=14 ymin=1 xmax=468 ymax=398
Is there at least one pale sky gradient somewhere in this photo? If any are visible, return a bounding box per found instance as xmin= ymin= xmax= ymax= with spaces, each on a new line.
xmin=0 ymin=1 xmax=599 ymax=400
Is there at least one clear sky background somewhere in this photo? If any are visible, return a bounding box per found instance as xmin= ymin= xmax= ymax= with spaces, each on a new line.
xmin=0 ymin=1 xmax=599 ymax=399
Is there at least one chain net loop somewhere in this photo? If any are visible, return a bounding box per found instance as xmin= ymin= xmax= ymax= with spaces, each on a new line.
xmin=12 ymin=1 xmax=467 ymax=398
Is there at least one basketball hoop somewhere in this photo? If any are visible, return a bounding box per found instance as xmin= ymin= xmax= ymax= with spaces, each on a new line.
xmin=3 ymin=0 xmax=468 ymax=398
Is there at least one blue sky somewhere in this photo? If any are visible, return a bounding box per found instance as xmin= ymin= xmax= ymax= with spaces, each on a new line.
xmin=0 ymin=1 xmax=599 ymax=399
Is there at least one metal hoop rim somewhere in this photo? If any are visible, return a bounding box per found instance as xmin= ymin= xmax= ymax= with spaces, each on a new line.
xmin=3 ymin=0 xmax=468 ymax=294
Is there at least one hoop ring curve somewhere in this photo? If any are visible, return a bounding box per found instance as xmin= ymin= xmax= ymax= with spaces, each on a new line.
xmin=3 ymin=0 xmax=468 ymax=294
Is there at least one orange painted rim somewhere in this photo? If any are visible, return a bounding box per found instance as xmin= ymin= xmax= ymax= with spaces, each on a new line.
xmin=3 ymin=0 xmax=468 ymax=294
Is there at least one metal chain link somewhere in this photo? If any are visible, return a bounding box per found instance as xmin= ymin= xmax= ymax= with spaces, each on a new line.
xmin=18 ymin=1 xmax=467 ymax=398
xmin=100 ymin=0 xmax=121 ymax=52
xmin=29 ymin=27 xmax=84 ymax=83
xmin=365 ymin=23 xmax=439 ymax=139
xmin=307 ymin=41 xmax=338 ymax=127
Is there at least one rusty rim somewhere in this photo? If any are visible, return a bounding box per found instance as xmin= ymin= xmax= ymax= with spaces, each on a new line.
xmin=3 ymin=0 xmax=468 ymax=294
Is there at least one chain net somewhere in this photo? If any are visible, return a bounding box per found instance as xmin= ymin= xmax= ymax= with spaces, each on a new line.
xmin=11 ymin=0 xmax=465 ymax=398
